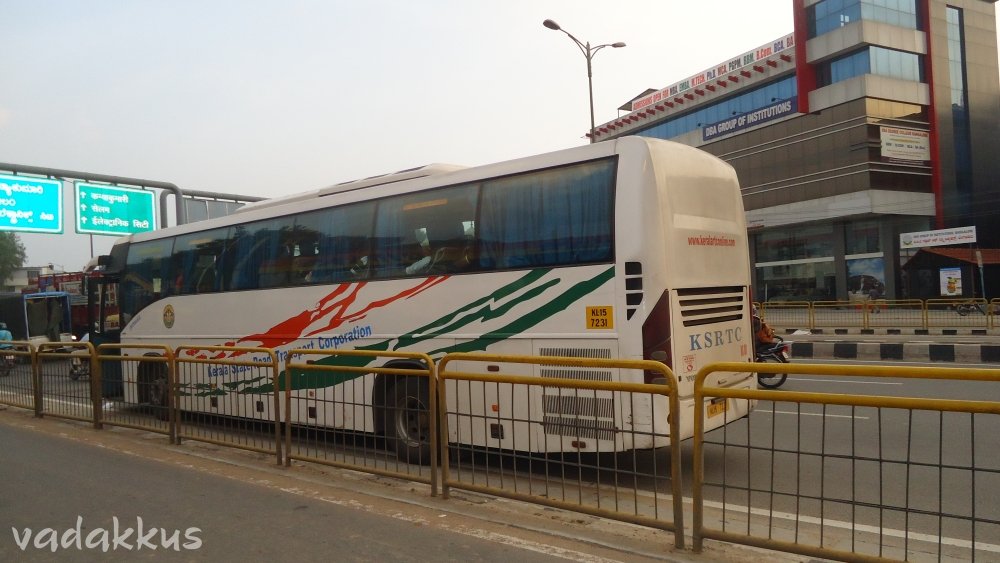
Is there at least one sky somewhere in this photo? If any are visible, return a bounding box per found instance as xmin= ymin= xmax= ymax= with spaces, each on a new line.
xmin=0 ymin=1 xmax=996 ymax=271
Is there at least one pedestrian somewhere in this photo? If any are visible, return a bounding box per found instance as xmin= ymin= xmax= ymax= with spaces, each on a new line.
xmin=868 ymin=285 xmax=881 ymax=314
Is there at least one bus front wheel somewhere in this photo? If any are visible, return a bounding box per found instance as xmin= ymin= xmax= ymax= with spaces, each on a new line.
xmin=139 ymin=363 xmax=170 ymax=422
xmin=390 ymin=378 xmax=432 ymax=465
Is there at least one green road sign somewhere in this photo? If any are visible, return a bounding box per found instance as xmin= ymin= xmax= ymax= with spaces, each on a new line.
xmin=76 ymin=183 xmax=156 ymax=236
xmin=0 ymin=174 xmax=63 ymax=233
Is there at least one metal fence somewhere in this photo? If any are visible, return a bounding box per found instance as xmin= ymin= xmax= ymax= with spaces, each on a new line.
xmin=96 ymin=344 xmax=175 ymax=440
xmin=174 ymin=346 xmax=282 ymax=464
xmin=0 ymin=341 xmax=36 ymax=410
xmin=760 ymin=298 xmax=999 ymax=331
xmin=7 ymin=342 xmax=1000 ymax=561
xmin=283 ymin=349 xmax=438 ymax=493
xmin=36 ymin=342 xmax=100 ymax=426
xmin=437 ymin=353 xmax=685 ymax=549
xmin=692 ymin=361 xmax=1000 ymax=562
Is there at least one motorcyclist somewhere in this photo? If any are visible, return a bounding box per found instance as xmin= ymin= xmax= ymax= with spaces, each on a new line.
xmin=751 ymin=306 xmax=775 ymax=355
xmin=0 ymin=322 xmax=13 ymax=349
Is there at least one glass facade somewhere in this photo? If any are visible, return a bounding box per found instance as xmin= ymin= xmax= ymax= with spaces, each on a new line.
xmin=817 ymin=46 xmax=923 ymax=86
xmin=755 ymin=224 xmax=835 ymax=263
xmin=808 ymin=0 xmax=918 ymax=38
xmin=755 ymin=262 xmax=837 ymax=301
xmin=754 ymin=225 xmax=840 ymax=301
xmin=633 ymin=76 xmax=796 ymax=141
xmin=845 ymin=220 xmax=880 ymax=254
xmin=947 ymin=6 xmax=973 ymax=223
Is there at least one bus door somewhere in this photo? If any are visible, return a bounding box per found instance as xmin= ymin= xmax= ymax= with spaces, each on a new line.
xmin=88 ymin=273 xmax=123 ymax=398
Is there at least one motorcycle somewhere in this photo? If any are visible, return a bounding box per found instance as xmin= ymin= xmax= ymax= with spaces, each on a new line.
xmin=1 ymin=349 xmax=15 ymax=377
xmin=756 ymin=335 xmax=791 ymax=389
xmin=69 ymin=353 xmax=89 ymax=380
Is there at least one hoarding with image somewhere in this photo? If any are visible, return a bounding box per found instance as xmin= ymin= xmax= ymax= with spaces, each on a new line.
xmin=939 ymin=267 xmax=963 ymax=296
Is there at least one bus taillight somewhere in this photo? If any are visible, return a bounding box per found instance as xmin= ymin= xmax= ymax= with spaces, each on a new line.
xmin=642 ymin=291 xmax=672 ymax=384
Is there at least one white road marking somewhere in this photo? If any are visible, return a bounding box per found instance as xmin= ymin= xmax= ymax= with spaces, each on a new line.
xmin=787 ymin=378 xmax=903 ymax=385
xmin=448 ymin=527 xmax=623 ymax=563
xmin=753 ymin=408 xmax=868 ymax=420
xmin=698 ymin=499 xmax=1000 ymax=554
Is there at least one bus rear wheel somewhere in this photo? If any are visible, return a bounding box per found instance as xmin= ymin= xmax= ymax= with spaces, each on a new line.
xmin=389 ymin=378 xmax=432 ymax=465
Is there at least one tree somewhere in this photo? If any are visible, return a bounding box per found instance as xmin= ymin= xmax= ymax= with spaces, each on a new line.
xmin=0 ymin=232 xmax=27 ymax=288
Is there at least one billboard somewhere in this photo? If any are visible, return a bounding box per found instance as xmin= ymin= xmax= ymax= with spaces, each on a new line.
xmin=939 ymin=267 xmax=963 ymax=296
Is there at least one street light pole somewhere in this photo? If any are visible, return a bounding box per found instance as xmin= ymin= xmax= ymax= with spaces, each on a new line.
xmin=543 ymin=19 xmax=625 ymax=143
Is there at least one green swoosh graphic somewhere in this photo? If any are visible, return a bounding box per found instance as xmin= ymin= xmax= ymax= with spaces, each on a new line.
xmin=233 ymin=266 xmax=613 ymax=394
xmin=428 ymin=266 xmax=614 ymax=355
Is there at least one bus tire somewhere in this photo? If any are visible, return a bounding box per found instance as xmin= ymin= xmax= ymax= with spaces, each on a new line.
xmin=139 ymin=362 xmax=170 ymax=422
xmin=389 ymin=378 xmax=432 ymax=465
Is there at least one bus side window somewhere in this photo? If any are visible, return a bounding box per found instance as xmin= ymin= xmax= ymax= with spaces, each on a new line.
xmin=295 ymin=203 xmax=374 ymax=284
xmin=426 ymin=222 xmax=471 ymax=273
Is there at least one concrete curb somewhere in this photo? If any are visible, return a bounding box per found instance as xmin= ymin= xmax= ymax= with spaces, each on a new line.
xmin=790 ymin=341 xmax=1000 ymax=363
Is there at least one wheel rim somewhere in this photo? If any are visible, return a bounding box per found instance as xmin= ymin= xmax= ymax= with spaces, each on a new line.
xmin=150 ymin=374 xmax=168 ymax=406
xmin=395 ymin=394 xmax=429 ymax=447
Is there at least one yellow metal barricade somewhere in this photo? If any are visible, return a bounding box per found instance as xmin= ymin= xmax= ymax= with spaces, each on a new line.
xmin=175 ymin=346 xmax=281 ymax=464
xmin=692 ymin=361 xmax=1000 ymax=561
xmin=0 ymin=341 xmax=36 ymax=411
xmin=863 ymin=298 xmax=924 ymax=329
xmin=95 ymin=344 xmax=174 ymax=440
xmin=811 ymin=300 xmax=864 ymax=329
xmin=760 ymin=301 xmax=811 ymax=331
xmin=926 ymin=298 xmax=990 ymax=329
xmin=438 ymin=353 xmax=685 ymax=549
xmin=36 ymin=342 xmax=100 ymax=427
xmin=283 ymin=349 xmax=437 ymax=495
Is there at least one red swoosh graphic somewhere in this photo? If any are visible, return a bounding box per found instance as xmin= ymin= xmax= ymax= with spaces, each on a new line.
xmin=185 ymin=277 xmax=448 ymax=359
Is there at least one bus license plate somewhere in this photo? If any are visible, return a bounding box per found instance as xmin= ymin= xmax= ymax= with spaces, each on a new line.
xmin=708 ymin=398 xmax=728 ymax=418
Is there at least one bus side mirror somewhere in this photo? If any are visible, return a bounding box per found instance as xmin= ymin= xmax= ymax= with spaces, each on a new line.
xmin=97 ymin=255 xmax=112 ymax=267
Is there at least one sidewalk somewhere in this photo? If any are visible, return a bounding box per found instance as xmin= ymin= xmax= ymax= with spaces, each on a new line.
xmin=0 ymin=405 xmax=812 ymax=563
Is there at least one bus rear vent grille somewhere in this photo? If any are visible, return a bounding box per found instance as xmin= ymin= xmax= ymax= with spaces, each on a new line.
xmin=538 ymin=346 xmax=617 ymax=440
xmin=544 ymin=395 xmax=613 ymax=419
xmin=539 ymin=348 xmax=612 ymax=382
xmin=543 ymin=416 xmax=616 ymax=441
xmin=539 ymin=348 xmax=611 ymax=359
xmin=677 ymin=286 xmax=745 ymax=328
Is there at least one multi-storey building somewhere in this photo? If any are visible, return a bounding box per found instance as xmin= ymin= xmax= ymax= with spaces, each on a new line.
xmin=598 ymin=0 xmax=999 ymax=302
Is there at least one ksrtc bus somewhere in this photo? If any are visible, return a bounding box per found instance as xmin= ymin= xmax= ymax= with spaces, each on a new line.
xmin=96 ymin=136 xmax=756 ymax=460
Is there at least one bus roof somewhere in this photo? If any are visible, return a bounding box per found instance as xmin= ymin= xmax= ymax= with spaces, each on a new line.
xmin=235 ymin=163 xmax=465 ymax=214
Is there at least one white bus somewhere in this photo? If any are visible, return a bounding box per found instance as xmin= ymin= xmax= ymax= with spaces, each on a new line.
xmin=96 ymin=136 xmax=756 ymax=461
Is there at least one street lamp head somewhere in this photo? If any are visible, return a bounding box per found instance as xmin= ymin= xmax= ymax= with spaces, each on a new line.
xmin=542 ymin=19 xmax=561 ymax=31
xmin=611 ymin=42 xmax=626 ymax=48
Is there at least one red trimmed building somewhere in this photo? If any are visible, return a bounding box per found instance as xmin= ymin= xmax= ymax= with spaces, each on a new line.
xmin=599 ymin=0 xmax=1000 ymax=301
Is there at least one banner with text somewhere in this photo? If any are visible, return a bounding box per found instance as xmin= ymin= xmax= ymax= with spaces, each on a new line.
xmin=630 ymin=33 xmax=795 ymax=113
xmin=703 ymin=97 xmax=797 ymax=141
xmin=900 ymin=226 xmax=976 ymax=249
xmin=880 ymin=126 xmax=930 ymax=163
